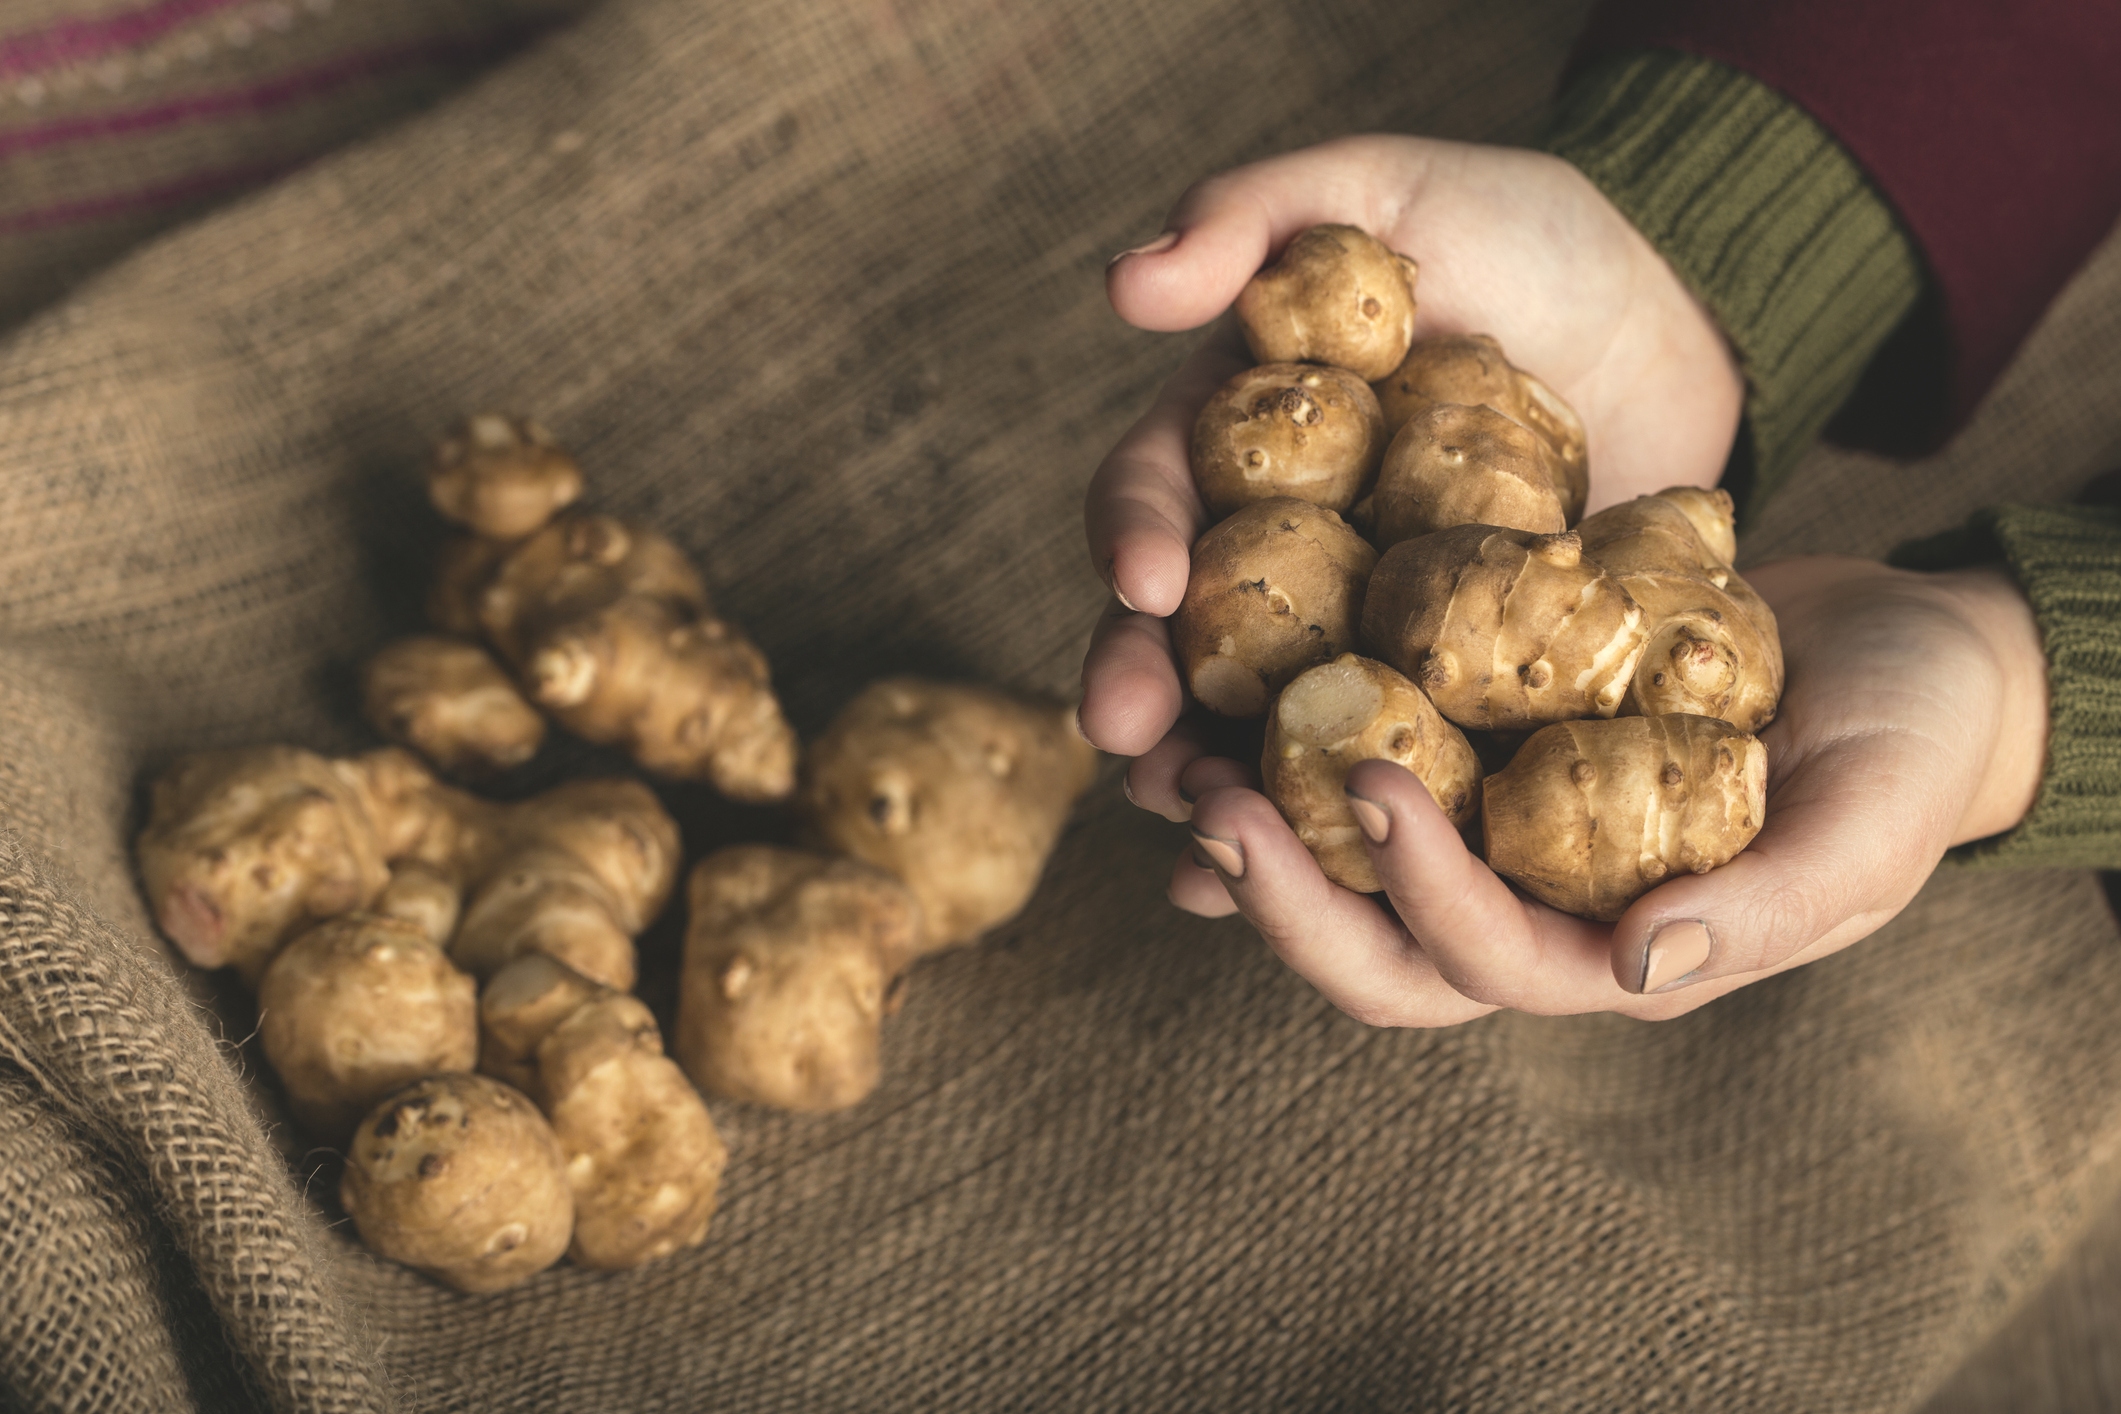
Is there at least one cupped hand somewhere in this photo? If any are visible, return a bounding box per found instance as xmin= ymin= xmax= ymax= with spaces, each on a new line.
xmin=1169 ymin=557 xmax=2049 ymax=1024
xmin=1081 ymin=133 xmax=1747 ymax=783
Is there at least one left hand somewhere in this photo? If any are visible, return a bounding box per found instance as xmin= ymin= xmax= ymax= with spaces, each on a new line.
xmin=1171 ymin=557 xmax=2050 ymax=1024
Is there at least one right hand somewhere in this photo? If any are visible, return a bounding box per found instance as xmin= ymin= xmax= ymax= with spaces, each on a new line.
xmin=1079 ymin=134 xmax=1747 ymax=856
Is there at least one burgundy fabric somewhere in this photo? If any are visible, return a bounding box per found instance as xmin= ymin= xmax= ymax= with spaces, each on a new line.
xmin=1573 ymin=1 xmax=2121 ymax=451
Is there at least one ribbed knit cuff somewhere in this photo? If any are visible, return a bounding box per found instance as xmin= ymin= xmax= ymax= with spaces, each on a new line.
xmin=1893 ymin=507 xmax=2121 ymax=868
xmin=1542 ymin=51 xmax=1924 ymax=517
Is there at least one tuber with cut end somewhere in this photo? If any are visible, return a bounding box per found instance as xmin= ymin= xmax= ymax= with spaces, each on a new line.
xmin=1235 ymin=224 xmax=1420 ymax=380
xmin=1360 ymin=524 xmax=1646 ymax=730
xmin=1170 ymin=498 xmax=1378 ymax=718
xmin=677 ymin=845 xmax=920 ymax=1113
xmin=1370 ymin=402 xmax=1572 ymax=548
xmin=1574 ymin=489 xmax=1782 ymax=731
xmin=1371 ymin=334 xmax=1587 ymax=521
xmin=800 ymin=678 xmax=1099 ymax=953
xmin=256 ymin=913 xmax=477 ymax=1145
xmin=1262 ymin=654 xmax=1479 ymax=892
xmin=1190 ymin=363 xmax=1387 ymax=518
xmin=341 ymin=1073 xmax=573 ymax=1293
xmin=1482 ymin=714 xmax=1768 ymax=921
xmin=361 ymin=635 xmax=546 ymax=778
xmin=428 ymin=413 xmax=584 ymax=542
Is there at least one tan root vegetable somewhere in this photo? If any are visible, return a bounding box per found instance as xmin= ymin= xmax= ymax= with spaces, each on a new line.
xmin=800 ymin=679 xmax=1099 ymax=953
xmin=428 ymin=413 xmax=585 ymax=542
xmin=1189 ymin=363 xmax=1387 ymax=517
xmin=135 ymin=746 xmax=444 ymax=982
xmin=533 ymin=992 xmax=725 ymax=1269
xmin=361 ymin=635 xmax=547 ymax=778
xmin=256 ymin=913 xmax=477 ymax=1144
xmin=1370 ymin=402 xmax=1572 ymax=547
xmin=1372 ymin=334 xmax=1588 ymax=519
xmin=1235 ymin=224 xmax=1419 ymax=380
xmin=1483 ymin=714 xmax=1768 ymax=921
xmin=341 ymin=1073 xmax=573 ymax=1293
xmin=454 ymin=512 xmax=799 ymax=802
xmin=677 ymin=846 xmax=920 ymax=1113
xmin=447 ymin=777 xmax=682 ymax=991
xmin=1576 ymin=489 xmax=1782 ymax=730
xmin=1262 ymin=655 xmax=1479 ymax=892
xmin=1170 ymin=498 xmax=1378 ymax=718
xmin=1360 ymin=525 xmax=1646 ymax=730
xmin=478 ymin=951 xmax=607 ymax=1095
xmin=136 ymin=747 xmax=678 ymax=989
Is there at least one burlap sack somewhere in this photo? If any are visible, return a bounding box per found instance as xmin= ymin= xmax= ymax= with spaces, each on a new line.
xmin=1 ymin=0 xmax=2118 ymax=1409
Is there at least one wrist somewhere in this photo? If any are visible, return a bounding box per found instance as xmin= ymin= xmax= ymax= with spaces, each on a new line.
xmin=1931 ymin=565 xmax=2048 ymax=845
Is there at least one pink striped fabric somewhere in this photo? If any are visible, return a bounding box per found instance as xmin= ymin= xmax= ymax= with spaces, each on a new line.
xmin=0 ymin=0 xmax=252 ymax=79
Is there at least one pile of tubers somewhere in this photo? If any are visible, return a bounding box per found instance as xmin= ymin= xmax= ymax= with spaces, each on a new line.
xmin=1174 ymin=224 xmax=1779 ymax=918
xmin=135 ymin=423 xmax=1096 ymax=1291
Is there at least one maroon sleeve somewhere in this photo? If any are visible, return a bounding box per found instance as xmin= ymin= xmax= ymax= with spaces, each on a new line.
xmin=1573 ymin=1 xmax=2121 ymax=451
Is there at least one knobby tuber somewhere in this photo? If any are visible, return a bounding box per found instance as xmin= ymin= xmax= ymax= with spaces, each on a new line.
xmin=1170 ymin=498 xmax=1378 ymax=718
xmin=1372 ymin=333 xmax=1587 ymax=520
xmin=1235 ymin=224 xmax=1420 ymax=380
xmin=1189 ymin=363 xmax=1386 ymax=517
xmin=256 ymin=912 xmax=478 ymax=1145
xmin=800 ymin=678 xmax=1098 ymax=953
xmin=677 ymin=846 xmax=920 ymax=1113
xmin=1370 ymin=401 xmax=1573 ymax=548
xmin=361 ymin=635 xmax=547 ymax=778
xmin=1482 ymin=714 xmax=1768 ymax=921
xmin=136 ymin=746 xmax=679 ymax=991
xmin=427 ymin=413 xmax=585 ymax=541
xmin=1262 ymin=655 xmax=1479 ymax=892
xmin=341 ymin=1072 xmax=573 ymax=1293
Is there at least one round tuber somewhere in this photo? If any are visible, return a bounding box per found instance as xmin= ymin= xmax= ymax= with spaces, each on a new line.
xmin=1235 ymin=225 xmax=1419 ymax=380
xmin=428 ymin=414 xmax=585 ymax=542
xmin=1371 ymin=334 xmax=1587 ymax=521
xmin=340 ymin=1073 xmax=573 ymax=1293
xmin=1190 ymin=363 xmax=1386 ymax=518
xmin=677 ymin=845 xmax=920 ymax=1113
xmin=1170 ymin=498 xmax=1378 ymax=718
xmin=1370 ymin=401 xmax=1572 ymax=548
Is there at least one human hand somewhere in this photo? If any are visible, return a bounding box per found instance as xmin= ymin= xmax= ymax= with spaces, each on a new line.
xmin=1080 ymin=133 xmax=1746 ymax=779
xmin=1170 ymin=557 xmax=2049 ymax=1024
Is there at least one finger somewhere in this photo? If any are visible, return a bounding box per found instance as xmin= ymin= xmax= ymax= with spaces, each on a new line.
xmin=1342 ymin=759 xmax=1621 ymax=1015
xmin=1168 ymin=845 xmax=1238 ymax=917
xmin=1127 ymin=725 xmax=1212 ymax=821
xmin=1107 ymin=136 xmax=1428 ymax=332
xmin=1079 ymin=605 xmax=1187 ymax=757
xmin=1608 ymin=727 xmax=1958 ymax=996
xmin=1083 ymin=324 xmax=1242 ymax=616
xmin=1187 ymin=784 xmax=1493 ymax=1028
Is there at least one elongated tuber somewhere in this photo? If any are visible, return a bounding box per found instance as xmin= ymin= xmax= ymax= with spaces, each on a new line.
xmin=677 ymin=845 xmax=920 ymax=1113
xmin=256 ymin=913 xmax=478 ymax=1144
xmin=1262 ymin=655 xmax=1479 ymax=892
xmin=1482 ymin=714 xmax=1767 ymax=921
xmin=1236 ymin=225 xmax=1419 ymax=380
xmin=1372 ymin=334 xmax=1587 ymax=520
xmin=1170 ymin=498 xmax=1378 ymax=718
xmin=800 ymin=679 xmax=1098 ymax=953
xmin=361 ymin=635 xmax=546 ymax=778
xmin=1190 ymin=363 xmax=1386 ymax=517
xmin=341 ymin=1073 xmax=573 ymax=1293
xmin=1360 ymin=525 xmax=1646 ymax=730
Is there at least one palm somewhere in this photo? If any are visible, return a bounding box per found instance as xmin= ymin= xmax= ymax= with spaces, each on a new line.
xmin=1081 ymin=133 xmax=1743 ymax=765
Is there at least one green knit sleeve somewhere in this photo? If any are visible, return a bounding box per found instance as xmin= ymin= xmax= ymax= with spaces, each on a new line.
xmin=1890 ymin=508 xmax=2121 ymax=868
xmin=1541 ymin=50 xmax=1925 ymax=517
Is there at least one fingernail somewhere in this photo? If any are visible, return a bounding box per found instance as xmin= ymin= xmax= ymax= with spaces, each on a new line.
xmin=1345 ymin=789 xmax=1389 ymax=845
xmin=1189 ymin=845 xmax=1217 ymax=871
xmin=1639 ymin=919 xmax=1714 ymax=994
xmin=1177 ymin=781 xmax=1197 ymax=805
xmin=1122 ymin=775 xmax=1139 ymax=807
xmin=1115 ymin=586 xmax=1140 ymax=613
xmin=1191 ymin=830 xmax=1244 ymax=878
xmin=1108 ymin=230 xmax=1179 ymax=267
xmin=1072 ymin=705 xmax=1092 ymax=747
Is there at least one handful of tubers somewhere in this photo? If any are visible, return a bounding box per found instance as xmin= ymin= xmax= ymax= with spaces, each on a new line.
xmin=1166 ymin=224 xmax=1780 ymax=919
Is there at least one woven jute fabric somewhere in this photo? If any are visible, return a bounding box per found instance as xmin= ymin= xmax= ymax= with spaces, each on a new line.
xmin=1 ymin=0 xmax=2118 ymax=1409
